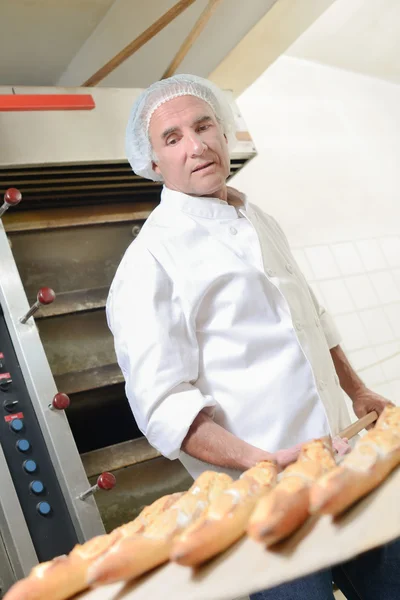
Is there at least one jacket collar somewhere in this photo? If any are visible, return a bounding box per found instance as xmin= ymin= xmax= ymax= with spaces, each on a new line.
xmin=159 ymin=186 xmax=248 ymax=220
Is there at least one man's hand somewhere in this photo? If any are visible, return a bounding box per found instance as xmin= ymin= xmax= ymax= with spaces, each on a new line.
xmin=274 ymin=443 xmax=303 ymax=471
xmin=332 ymin=435 xmax=351 ymax=456
xmin=330 ymin=346 xmax=395 ymax=430
xmin=352 ymin=388 xmax=395 ymax=429
xmin=274 ymin=436 xmax=352 ymax=471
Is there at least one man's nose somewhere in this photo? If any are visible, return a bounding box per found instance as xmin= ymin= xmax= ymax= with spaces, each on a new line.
xmin=187 ymin=133 xmax=206 ymax=157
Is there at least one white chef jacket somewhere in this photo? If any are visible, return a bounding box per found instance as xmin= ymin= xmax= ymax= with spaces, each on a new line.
xmin=106 ymin=186 xmax=351 ymax=479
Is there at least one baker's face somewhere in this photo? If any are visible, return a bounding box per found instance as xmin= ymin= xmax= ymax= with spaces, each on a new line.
xmin=149 ymin=96 xmax=230 ymax=199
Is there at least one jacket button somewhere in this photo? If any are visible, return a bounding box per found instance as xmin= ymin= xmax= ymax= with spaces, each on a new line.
xmin=295 ymin=320 xmax=302 ymax=331
xmin=318 ymin=380 xmax=326 ymax=391
xmin=286 ymin=263 xmax=294 ymax=274
xmin=266 ymin=268 xmax=275 ymax=277
xmin=229 ymin=227 xmax=237 ymax=235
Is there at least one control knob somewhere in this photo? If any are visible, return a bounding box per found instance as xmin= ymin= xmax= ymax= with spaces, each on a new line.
xmin=0 ymin=375 xmax=12 ymax=391
xmin=48 ymin=392 xmax=70 ymax=411
xmin=0 ymin=188 xmax=22 ymax=218
xmin=20 ymin=287 xmax=56 ymax=324
xmin=3 ymin=398 xmax=18 ymax=411
xmin=77 ymin=472 xmax=116 ymax=501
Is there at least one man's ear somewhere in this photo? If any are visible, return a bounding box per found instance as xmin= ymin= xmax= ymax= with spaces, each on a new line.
xmin=152 ymin=160 xmax=161 ymax=176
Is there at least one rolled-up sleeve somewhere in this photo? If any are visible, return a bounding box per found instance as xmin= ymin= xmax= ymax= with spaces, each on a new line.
xmin=106 ymin=244 xmax=216 ymax=460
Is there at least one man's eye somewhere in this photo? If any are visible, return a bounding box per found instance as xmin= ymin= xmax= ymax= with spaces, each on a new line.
xmin=167 ymin=138 xmax=178 ymax=146
xmin=199 ymin=124 xmax=210 ymax=132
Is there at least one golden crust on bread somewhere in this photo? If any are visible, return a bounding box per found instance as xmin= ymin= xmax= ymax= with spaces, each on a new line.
xmin=310 ymin=411 xmax=400 ymax=516
xmin=247 ymin=438 xmax=336 ymax=545
xmin=87 ymin=472 xmax=232 ymax=585
xmin=170 ymin=461 xmax=277 ymax=566
xmin=3 ymin=493 xmax=183 ymax=600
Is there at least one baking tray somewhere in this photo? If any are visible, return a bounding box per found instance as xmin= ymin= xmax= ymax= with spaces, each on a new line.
xmin=76 ymin=466 xmax=400 ymax=600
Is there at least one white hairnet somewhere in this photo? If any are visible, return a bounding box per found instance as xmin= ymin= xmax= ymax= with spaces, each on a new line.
xmin=125 ymin=74 xmax=237 ymax=181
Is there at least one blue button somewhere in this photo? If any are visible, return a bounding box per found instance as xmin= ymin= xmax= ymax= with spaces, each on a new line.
xmin=10 ymin=419 xmax=23 ymax=432
xmin=37 ymin=502 xmax=51 ymax=516
xmin=30 ymin=480 xmax=45 ymax=495
xmin=23 ymin=459 xmax=37 ymax=474
xmin=16 ymin=439 xmax=31 ymax=453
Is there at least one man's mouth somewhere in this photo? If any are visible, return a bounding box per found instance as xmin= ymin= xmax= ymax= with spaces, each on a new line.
xmin=193 ymin=161 xmax=214 ymax=173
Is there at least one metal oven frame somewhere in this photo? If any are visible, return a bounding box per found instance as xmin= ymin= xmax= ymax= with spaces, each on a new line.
xmin=0 ymin=220 xmax=105 ymax=592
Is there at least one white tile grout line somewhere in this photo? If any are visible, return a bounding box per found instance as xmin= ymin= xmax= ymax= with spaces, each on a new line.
xmin=292 ymin=234 xmax=400 ymax=252
xmin=345 ymin=341 xmax=400 ymax=353
xmin=368 ymin=376 xmax=400 ymax=388
xmin=289 ymin=240 xmax=400 ymax=372
xmin=316 ymin=300 xmax=400 ymax=316
xmin=307 ymin=267 xmax=400 ymax=285
xmin=357 ymin=350 xmax=400 ymax=373
xmin=356 ymin=375 xmax=399 ymax=389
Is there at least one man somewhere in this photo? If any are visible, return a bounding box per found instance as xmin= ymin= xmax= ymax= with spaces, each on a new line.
xmin=106 ymin=74 xmax=399 ymax=599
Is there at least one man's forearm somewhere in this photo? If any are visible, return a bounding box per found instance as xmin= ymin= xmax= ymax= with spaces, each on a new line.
xmin=330 ymin=344 xmax=366 ymax=401
xmin=181 ymin=410 xmax=272 ymax=471
xmin=181 ymin=411 xmax=305 ymax=472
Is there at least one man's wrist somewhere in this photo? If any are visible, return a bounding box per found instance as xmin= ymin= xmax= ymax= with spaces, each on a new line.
xmin=330 ymin=345 xmax=368 ymax=403
xmin=349 ymin=382 xmax=368 ymax=403
xmin=243 ymin=447 xmax=274 ymax=470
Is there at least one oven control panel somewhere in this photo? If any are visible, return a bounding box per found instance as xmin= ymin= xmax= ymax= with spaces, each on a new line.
xmin=0 ymin=309 xmax=79 ymax=562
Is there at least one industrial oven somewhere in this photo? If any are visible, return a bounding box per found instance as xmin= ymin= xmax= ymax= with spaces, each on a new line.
xmin=0 ymin=85 xmax=255 ymax=596
xmin=0 ymin=189 xmax=108 ymax=596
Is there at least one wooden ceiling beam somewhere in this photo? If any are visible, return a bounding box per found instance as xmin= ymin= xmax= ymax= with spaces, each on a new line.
xmin=162 ymin=0 xmax=223 ymax=79
xmin=82 ymin=0 xmax=196 ymax=87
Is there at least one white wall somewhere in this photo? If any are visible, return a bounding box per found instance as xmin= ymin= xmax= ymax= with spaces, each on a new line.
xmin=231 ymin=56 xmax=400 ymax=405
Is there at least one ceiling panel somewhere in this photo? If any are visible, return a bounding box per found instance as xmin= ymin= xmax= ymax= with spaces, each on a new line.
xmin=58 ymin=0 xmax=277 ymax=88
xmin=0 ymin=0 xmax=115 ymax=86
xmin=286 ymin=0 xmax=400 ymax=85
xmin=0 ymin=0 xmax=277 ymax=88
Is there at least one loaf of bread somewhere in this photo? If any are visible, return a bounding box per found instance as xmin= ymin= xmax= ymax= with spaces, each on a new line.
xmin=310 ymin=406 xmax=400 ymax=517
xmin=247 ymin=439 xmax=336 ymax=545
xmin=375 ymin=404 xmax=400 ymax=433
xmin=87 ymin=471 xmax=232 ymax=585
xmin=116 ymin=492 xmax=184 ymax=537
xmin=3 ymin=492 xmax=183 ymax=600
xmin=170 ymin=460 xmax=277 ymax=566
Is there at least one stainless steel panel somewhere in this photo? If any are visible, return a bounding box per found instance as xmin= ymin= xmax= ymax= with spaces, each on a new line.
xmin=0 ymin=87 xmax=255 ymax=168
xmin=0 ymin=221 xmax=105 ymax=542
xmin=37 ymin=311 xmax=115 ymax=377
xmin=8 ymin=222 xmax=137 ymax=299
xmin=0 ymin=533 xmax=16 ymax=599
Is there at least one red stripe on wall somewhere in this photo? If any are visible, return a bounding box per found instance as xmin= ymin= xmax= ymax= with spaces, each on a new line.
xmin=0 ymin=94 xmax=95 ymax=111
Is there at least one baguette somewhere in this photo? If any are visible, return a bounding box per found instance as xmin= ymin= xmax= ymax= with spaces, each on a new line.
xmin=87 ymin=471 xmax=232 ymax=585
xmin=3 ymin=492 xmax=183 ymax=600
xmin=374 ymin=404 xmax=400 ymax=433
xmin=247 ymin=439 xmax=336 ymax=545
xmin=117 ymin=492 xmax=184 ymax=537
xmin=310 ymin=406 xmax=400 ymax=516
xmin=170 ymin=460 xmax=277 ymax=566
